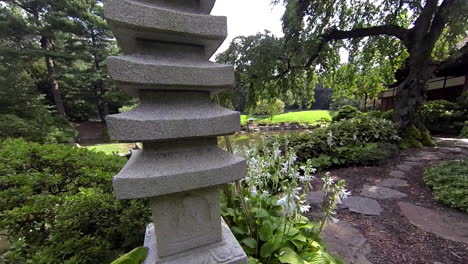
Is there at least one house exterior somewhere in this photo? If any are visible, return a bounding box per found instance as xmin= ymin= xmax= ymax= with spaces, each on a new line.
xmin=379 ymin=41 xmax=468 ymax=112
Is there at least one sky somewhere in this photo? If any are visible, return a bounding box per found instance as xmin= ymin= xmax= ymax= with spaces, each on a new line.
xmin=211 ymin=0 xmax=285 ymax=55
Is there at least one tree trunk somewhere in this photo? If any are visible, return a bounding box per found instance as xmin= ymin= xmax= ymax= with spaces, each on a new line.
xmin=91 ymin=33 xmax=108 ymax=123
xmin=464 ymin=70 xmax=468 ymax=93
xmin=41 ymin=37 xmax=67 ymax=117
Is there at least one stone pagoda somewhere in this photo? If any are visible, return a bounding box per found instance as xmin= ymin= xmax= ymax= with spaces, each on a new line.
xmin=103 ymin=0 xmax=247 ymax=263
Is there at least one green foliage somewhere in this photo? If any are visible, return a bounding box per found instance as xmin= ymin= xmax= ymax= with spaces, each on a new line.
xmin=460 ymin=123 xmax=468 ymax=138
xmin=424 ymin=159 xmax=468 ymax=212
xmin=0 ymin=139 xmax=150 ymax=264
xmin=421 ymin=100 xmax=458 ymax=133
xmin=284 ymin=116 xmax=400 ymax=170
xmin=254 ymin=99 xmax=286 ymax=119
xmin=111 ymin=247 xmax=148 ymax=264
xmin=381 ymin=110 xmax=395 ymax=121
xmin=223 ymin=142 xmax=344 ymax=264
xmin=332 ymin=105 xmax=361 ymax=122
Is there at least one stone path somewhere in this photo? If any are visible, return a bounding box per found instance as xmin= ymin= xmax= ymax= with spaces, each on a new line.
xmin=315 ymin=137 xmax=468 ymax=264
xmin=322 ymin=222 xmax=372 ymax=264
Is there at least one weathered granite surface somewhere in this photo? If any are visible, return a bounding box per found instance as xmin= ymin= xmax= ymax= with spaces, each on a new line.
xmin=143 ymin=219 xmax=247 ymax=264
xmin=398 ymin=202 xmax=468 ymax=244
xmin=376 ymin=178 xmax=409 ymax=188
xmin=322 ymin=221 xmax=373 ymax=264
xmin=341 ymin=196 xmax=383 ymax=216
xmin=361 ymin=185 xmax=407 ymax=200
xmin=104 ymin=0 xmax=247 ymax=262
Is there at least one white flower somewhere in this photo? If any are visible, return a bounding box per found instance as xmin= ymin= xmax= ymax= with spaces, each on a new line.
xmin=250 ymin=187 xmax=258 ymax=196
xmin=300 ymin=165 xmax=306 ymax=171
xmin=299 ymin=204 xmax=311 ymax=213
xmin=330 ymin=216 xmax=340 ymax=224
xmin=262 ymin=190 xmax=270 ymax=196
xmin=276 ymin=196 xmax=296 ymax=216
xmin=274 ymin=149 xmax=281 ymax=159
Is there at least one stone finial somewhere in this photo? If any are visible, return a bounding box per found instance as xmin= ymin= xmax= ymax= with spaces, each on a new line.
xmin=103 ymin=0 xmax=247 ymax=263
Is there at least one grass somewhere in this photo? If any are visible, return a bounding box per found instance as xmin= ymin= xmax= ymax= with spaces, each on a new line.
xmin=85 ymin=143 xmax=135 ymax=155
xmin=241 ymin=110 xmax=332 ymax=125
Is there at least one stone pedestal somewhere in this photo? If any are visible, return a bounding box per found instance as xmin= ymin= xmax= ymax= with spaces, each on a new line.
xmin=103 ymin=0 xmax=247 ymax=263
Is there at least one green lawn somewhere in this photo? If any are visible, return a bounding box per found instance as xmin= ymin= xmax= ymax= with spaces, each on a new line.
xmin=241 ymin=110 xmax=332 ymax=125
xmin=85 ymin=143 xmax=135 ymax=155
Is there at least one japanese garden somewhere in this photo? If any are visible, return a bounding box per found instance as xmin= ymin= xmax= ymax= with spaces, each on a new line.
xmin=0 ymin=0 xmax=467 ymax=264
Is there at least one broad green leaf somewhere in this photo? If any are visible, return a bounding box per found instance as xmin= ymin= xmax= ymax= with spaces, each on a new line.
xmin=278 ymin=247 xmax=304 ymax=264
xmin=242 ymin=238 xmax=258 ymax=249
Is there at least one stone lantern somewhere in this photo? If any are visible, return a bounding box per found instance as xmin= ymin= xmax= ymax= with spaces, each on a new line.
xmin=103 ymin=0 xmax=248 ymax=263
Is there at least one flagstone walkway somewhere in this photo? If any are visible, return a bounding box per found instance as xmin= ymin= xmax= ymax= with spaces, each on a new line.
xmin=310 ymin=137 xmax=468 ymax=264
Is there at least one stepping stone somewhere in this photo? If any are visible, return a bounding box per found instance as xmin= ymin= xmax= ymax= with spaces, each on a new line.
xmin=376 ymin=178 xmax=409 ymax=188
xmin=389 ymin=171 xmax=406 ymax=178
xmin=341 ymin=196 xmax=383 ymax=216
xmin=402 ymin=161 xmax=420 ymax=167
xmin=361 ymin=185 xmax=407 ymax=200
xmin=322 ymin=221 xmax=372 ymax=264
xmin=396 ymin=164 xmax=413 ymax=172
xmin=398 ymin=202 xmax=468 ymax=244
xmin=307 ymin=191 xmax=324 ymax=208
xmin=405 ymin=156 xmax=421 ymax=162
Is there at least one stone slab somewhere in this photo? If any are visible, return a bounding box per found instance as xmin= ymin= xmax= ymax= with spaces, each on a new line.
xmin=143 ymin=219 xmax=247 ymax=264
xmin=376 ymin=178 xmax=409 ymax=188
xmin=307 ymin=191 xmax=324 ymax=208
xmin=113 ymin=139 xmax=246 ymax=199
xmin=398 ymin=202 xmax=468 ymax=244
xmin=322 ymin=222 xmax=372 ymax=264
xmin=108 ymin=55 xmax=234 ymax=96
xmin=341 ymin=196 xmax=383 ymax=216
xmin=402 ymin=161 xmax=420 ymax=167
xmin=388 ymin=171 xmax=406 ymax=178
xmin=150 ymin=187 xmax=222 ymax=257
xmin=361 ymin=185 xmax=407 ymax=200
xmin=141 ymin=0 xmax=216 ymax=14
xmin=396 ymin=164 xmax=413 ymax=172
xmin=106 ymin=91 xmax=240 ymax=142
xmin=104 ymin=0 xmax=226 ymax=57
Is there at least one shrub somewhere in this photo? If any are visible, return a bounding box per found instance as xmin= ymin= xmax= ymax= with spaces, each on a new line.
xmin=332 ymin=105 xmax=361 ymax=122
xmin=421 ymin=100 xmax=458 ymax=133
xmin=381 ymin=109 xmax=395 ymax=121
xmin=0 ymin=139 xmax=149 ymax=264
xmin=253 ymin=99 xmax=285 ymax=119
xmin=424 ymin=159 xmax=468 ymax=212
xmin=0 ymin=114 xmax=43 ymax=142
xmin=283 ymin=116 xmax=400 ymax=169
xmin=0 ymin=114 xmax=77 ymax=144
xmin=460 ymin=122 xmax=468 ymax=138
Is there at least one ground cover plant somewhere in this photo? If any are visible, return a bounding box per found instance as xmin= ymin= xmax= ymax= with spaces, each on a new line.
xmin=281 ymin=115 xmax=400 ymax=170
xmin=424 ymin=159 xmax=468 ymax=212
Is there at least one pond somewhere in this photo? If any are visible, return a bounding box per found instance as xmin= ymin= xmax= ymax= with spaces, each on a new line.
xmin=85 ymin=130 xmax=306 ymax=154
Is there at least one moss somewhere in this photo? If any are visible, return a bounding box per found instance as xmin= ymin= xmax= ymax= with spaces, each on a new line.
xmin=406 ymin=125 xmax=422 ymax=140
xmin=111 ymin=247 xmax=148 ymax=264
xmin=420 ymin=127 xmax=436 ymax=147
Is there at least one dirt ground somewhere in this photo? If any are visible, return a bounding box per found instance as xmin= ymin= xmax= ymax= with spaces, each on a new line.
xmin=317 ymin=139 xmax=468 ymax=264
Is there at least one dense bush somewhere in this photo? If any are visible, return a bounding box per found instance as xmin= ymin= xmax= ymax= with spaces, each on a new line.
xmin=0 ymin=139 xmax=150 ymax=264
xmin=420 ymin=100 xmax=458 ymax=133
xmin=0 ymin=114 xmax=76 ymax=143
xmin=283 ymin=116 xmax=400 ymax=170
xmin=253 ymin=99 xmax=285 ymax=118
xmin=460 ymin=122 xmax=468 ymax=138
xmin=332 ymin=105 xmax=361 ymax=122
xmin=424 ymin=159 xmax=468 ymax=212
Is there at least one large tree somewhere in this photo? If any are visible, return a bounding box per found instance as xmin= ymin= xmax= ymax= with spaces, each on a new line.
xmin=272 ymin=0 xmax=468 ymax=129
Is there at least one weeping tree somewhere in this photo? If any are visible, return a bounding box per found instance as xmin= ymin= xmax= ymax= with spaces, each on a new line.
xmin=272 ymin=0 xmax=468 ymax=129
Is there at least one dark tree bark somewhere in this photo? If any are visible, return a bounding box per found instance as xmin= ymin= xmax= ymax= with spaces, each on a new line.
xmin=91 ymin=32 xmax=108 ymax=123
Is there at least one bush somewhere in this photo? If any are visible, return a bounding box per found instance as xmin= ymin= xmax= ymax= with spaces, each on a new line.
xmin=0 ymin=114 xmax=77 ymax=144
xmin=253 ymin=99 xmax=285 ymax=119
xmin=332 ymin=105 xmax=361 ymax=122
xmin=0 ymin=139 xmax=150 ymax=264
xmin=424 ymin=159 xmax=468 ymax=212
xmin=421 ymin=100 xmax=458 ymax=133
xmin=283 ymin=115 xmax=400 ymax=169
xmin=0 ymin=114 xmax=43 ymax=142
xmin=460 ymin=122 xmax=468 ymax=138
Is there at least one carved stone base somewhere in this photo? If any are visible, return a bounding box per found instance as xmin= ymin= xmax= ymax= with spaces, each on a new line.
xmin=143 ymin=219 xmax=247 ymax=264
